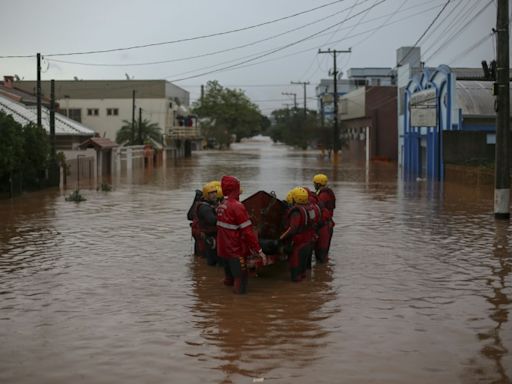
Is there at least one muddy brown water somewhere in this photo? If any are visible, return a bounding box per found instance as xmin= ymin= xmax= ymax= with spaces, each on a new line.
xmin=0 ymin=138 xmax=511 ymax=383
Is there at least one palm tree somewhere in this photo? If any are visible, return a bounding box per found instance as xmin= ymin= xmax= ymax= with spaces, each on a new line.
xmin=116 ymin=119 xmax=162 ymax=145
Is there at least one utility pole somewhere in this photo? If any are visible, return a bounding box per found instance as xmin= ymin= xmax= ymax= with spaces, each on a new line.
xmin=318 ymin=48 xmax=351 ymax=160
xmin=494 ymin=0 xmax=510 ymax=219
xmin=138 ymin=107 xmax=143 ymax=145
xmin=291 ymin=81 xmax=310 ymax=116
xmin=50 ymin=80 xmax=56 ymax=158
xmin=201 ymin=85 xmax=204 ymax=104
xmin=49 ymin=79 xmax=58 ymax=186
xmin=282 ymin=92 xmax=297 ymax=111
xmin=320 ymin=96 xmax=325 ymax=130
xmin=131 ymin=90 xmax=136 ymax=144
xmin=36 ymin=53 xmax=42 ymax=129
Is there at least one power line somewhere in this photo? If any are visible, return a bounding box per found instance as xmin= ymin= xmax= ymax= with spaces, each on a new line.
xmin=0 ymin=0 xmax=348 ymax=59
xmin=43 ymin=0 xmax=372 ymax=68
xmin=166 ymin=0 xmax=387 ymax=82
xmin=168 ymin=2 xmax=442 ymax=84
xmin=420 ymin=0 xmax=470 ymax=58
xmin=423 ymin=0 xmax=494 ymax=64
xmin=397 ymin=0 xmax=452 ymax=67
xmin=447 ymin=33 xmax=494 ymax=65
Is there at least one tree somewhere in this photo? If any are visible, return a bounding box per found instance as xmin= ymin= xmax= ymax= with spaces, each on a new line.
xmin=269 ymin=108 xmax=318 ymax=149
xmin=116 ymin=118 xmax=162 ymax=145
xmin=21 ymin=123 xmax=50 ymax=189
xmin=192 ymin=81 xmax=264 ymax=148
xmin=0 ymin=112 xmax=24 ymax=194
xmin=0 ymin=111 xmax=51 ymax=195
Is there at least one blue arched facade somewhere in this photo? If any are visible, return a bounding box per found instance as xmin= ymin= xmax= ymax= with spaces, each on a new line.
xmin=403 ymin=65 xmax=460 ymax=181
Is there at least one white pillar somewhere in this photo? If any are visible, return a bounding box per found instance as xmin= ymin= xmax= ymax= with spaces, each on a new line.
xmin=127 ymin=147 xmax=133 ymax=172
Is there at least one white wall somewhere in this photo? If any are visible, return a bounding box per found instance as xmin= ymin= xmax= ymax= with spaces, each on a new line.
xmin=58 ymin=98 xmax=171 ymax=141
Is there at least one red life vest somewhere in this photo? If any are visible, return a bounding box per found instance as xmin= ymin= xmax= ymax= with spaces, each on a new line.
xmin=317 ymin=187 xmax=336 ymax=218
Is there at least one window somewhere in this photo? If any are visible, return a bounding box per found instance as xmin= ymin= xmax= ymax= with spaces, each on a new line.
xmin=67 ymin=108 xmax=82 ymax=123
xmin=106 ymin=108 xmax=119 ymax=116
xmin=87 ymin=108 xmax=99 ymax=116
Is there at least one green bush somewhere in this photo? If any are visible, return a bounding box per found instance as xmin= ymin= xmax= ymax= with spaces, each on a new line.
xmin=0 ymin=111 xmax=51 ymax=196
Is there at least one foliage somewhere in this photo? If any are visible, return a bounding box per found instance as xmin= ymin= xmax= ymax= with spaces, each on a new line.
xmin=192 ymin=81 xmax=264 ymax=148
xmin=21 ymin=123 xmax=50 ymax=189
xmin=98 ymin=183 xmax=112 ymax=192
xmin=116 ymin=118 xmax=162 ymax=145
xmin=0 ymin=111 xmax=51 ymax=195
xmin=269 ymin=108 xmax=319 ymax=149
xmin=0 ymin=112 xmax=24 ymax=179
xmin=65 ymin=189 xmax=87 ymax=202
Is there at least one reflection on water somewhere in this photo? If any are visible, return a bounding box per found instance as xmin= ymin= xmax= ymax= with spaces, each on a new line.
xmin=479 ymin=221 xmax=510 ymax=383
xmin=0 ymin=138 xmax=511 ymax=383
xmin=188 ymin=258 xmax=337 ymax=383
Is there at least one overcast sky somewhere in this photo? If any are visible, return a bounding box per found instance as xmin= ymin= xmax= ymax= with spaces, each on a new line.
xmin=0 ymin=0 xmax=501 ymax=114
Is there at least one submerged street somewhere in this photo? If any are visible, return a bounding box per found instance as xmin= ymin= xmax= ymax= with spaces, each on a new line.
xmin=0 ymin=138 xmax=511 ymax=384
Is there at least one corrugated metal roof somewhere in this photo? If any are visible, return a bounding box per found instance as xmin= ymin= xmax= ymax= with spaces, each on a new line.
xmin=79 ymin=137 xmax=118 ymax=149
xmin=456 ymin=81 xmax=496 ymax=117
xmin=0 ymin=95 xmax=95 ymax=136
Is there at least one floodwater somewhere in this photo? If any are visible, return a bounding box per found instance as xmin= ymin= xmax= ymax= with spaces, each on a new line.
xmin=0 ymin=137 xmax=511 ymax=384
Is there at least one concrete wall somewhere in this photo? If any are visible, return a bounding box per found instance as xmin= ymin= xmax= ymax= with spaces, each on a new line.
xmin=367 ymin=87 xmax=398 ymax=161
xmin=58 ymin=98 xmax=169 ymax=141
xmin=340 ymin=86 xmax=397 ymax=162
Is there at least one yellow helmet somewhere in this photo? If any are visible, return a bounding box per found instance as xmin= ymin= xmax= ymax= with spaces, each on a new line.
xmin=292 ymin=187 xmax=309 ymax=205
xmin=212 ymin=180 xmax=223 ymax=199
xmin=285 ymin=189 xmax=294 ymax=205
xmin=202 ymin=181 xmax=218 ymax=199
xmin=313 ymin=173 xmax=328 ymax=187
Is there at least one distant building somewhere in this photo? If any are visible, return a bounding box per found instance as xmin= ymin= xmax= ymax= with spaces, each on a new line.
xmin=396 ymin=46 xmax=423 ymax=167
xmin=13 ymin=79 xmax=202 ymax=155
xmin=339 ymin=85 xmax=397 ymax=163
xmin=0 ymin=81 xmax=94 ymax=150
xmin=316 ymin=67 xmax=396 ymax=122
xmin=402 ymin=64 xmax=511 ymax=180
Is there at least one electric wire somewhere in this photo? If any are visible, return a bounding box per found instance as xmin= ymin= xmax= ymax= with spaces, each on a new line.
xmin=421 ymin=0 xmax=480 ymax=61
xmin=423 ymin=0 xmax=494 ymax=64
xmin=299 ymin=0 xmax=366 ymax=80
xmin=420 ymin=0 xmax=471 ymax=59
xmin=0 ymin=0 xmax=349 ymax=59
xmin=44 ymin=0 xmax=373 ymax=68
xmin=168 ymin=2 xmax=444 ymax=84
xmin=397 ymin=0 xmax=452 ymax=67
xmin=338 ymin=0 xmax=407 ymax=75
xmin=165 ymin=0 xmax=387 ymax=82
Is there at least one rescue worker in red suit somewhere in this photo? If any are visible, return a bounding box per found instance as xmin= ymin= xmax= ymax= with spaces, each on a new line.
xmin=313 ymin=174 xmax=336 ymax=263
xmin=216 ymin=176 xmax=266 ymax=294
xmin=303 ymin=187 xmax=323 ymax=269
xmin=194 ymin=181 xmax=222 ymax=266
xmin=280 ymin=187 xmax=318 ymax=282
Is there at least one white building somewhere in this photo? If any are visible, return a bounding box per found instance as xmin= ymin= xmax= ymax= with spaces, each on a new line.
xmin=14 ymin=80 xmax=200 ymax=148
